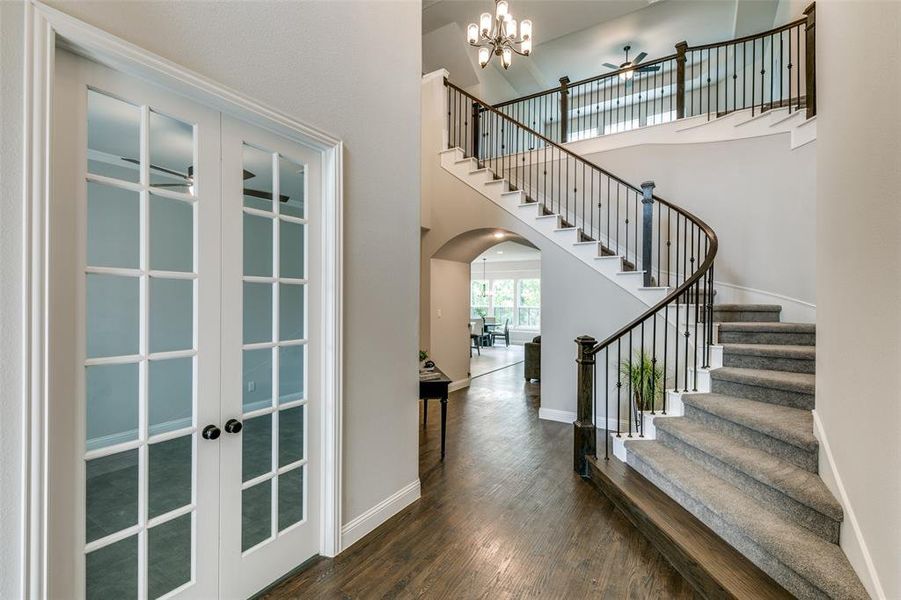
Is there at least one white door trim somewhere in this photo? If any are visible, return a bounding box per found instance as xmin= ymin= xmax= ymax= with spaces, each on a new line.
xmin=22 ymin=3 xmax=344 ymax=597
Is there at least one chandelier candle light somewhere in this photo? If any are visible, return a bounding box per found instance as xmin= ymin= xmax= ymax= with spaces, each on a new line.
xmin=467 ymin=0 xmax=532 ymax=69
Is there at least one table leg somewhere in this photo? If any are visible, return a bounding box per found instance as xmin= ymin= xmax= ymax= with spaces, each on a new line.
xmin=440 ymin=395 xmax=448 ymax=460
xmin=423 ymin=397 xmax=428 ymax=425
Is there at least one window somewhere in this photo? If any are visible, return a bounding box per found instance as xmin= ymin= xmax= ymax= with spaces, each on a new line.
xmin=647 ymin=110 xmax=677 ymax=126
xmin=471 ymin=279 xmax=489 ymax=319
xmin=518 ymin=279 xmax=540 ymax=328
xmin=470 ymin=275 xmax=541 ymax=330
xmin=604 ymin=119 xmax=640 ymax=135
xmin=569 ymin=128 xmax=597 ymax=142
xmin=491 ymin=279 xmax=514 ymax=325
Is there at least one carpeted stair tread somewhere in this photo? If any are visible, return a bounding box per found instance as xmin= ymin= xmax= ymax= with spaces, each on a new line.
xmin=654 ymin=418 xmax=842 ymax=521
xmin=722 ymin=344 xmax=816 ymax=360
xmin=714 ymin=304 xmax=782 ymax=312
xmin=625 ymin=442 xmax=870 ymax=599
xmin=711 ymin=367 xmax=815 ymax=394
xmin=718 ymin=322 xmax=816 ymax=333
xmin=682 ymin=393 xmax=816 ymax=451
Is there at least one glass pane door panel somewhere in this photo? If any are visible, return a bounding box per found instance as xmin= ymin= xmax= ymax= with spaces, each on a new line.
xmin=277 ymin=468 xmax=304 ymax=531
xmin=242 ymin=414 xmax=272 ymax=483
xmin=243 ymin=213 xmax=273 ymax=277
xmin=86 ymin=449 xmax=139 ymax=543
xmin=149 ymin=110 xmax=194 ymax=192
xmin=148 ymin=514 xmax=192 ymax=599
xmin=279 ymin=220 xmax=305 ymax=279
xmin=243 ymin=282 xmax=273 ymax=344
xmin=243 ymin=348 xmax=273 ymax=412
xmin=241 ymin=482 xmax=272 ymax=552
xmin=278 ymin=157 xmax=304 ymax=218
xmin=86 ymin=274 xmax=139 ymax=359
xmin=148 ymin=357 xmax=193 ymax=436
xmin=278 ymin=345 xmax=305 ymax=404
xmin=149 ymin=278 xmax=194 ymax=353
xmin=150 ymin=194 xmax=194 ymax=272
xmin=87 ymin=90 xmax=140 ymax=183
xmin=278 ymin=284 xmax=305 ymax=341
xmin=278 ymin=406 xmax=304 ymax=467
xmin=242 ymin=145 xmax=274 ymax=211
xmin=86 ymin=534 xmax=138 ymax=600
xmin=87 ymin=182 xmax=139 ymax=269
xmin=86 ymin=363 xmax=139 ymax=451
xmin=148 ymin=436 xmax=193 ymax=519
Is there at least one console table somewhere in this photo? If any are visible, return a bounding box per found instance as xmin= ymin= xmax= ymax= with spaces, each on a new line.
xmin=419 ymin=366 xmax=452 ymax=460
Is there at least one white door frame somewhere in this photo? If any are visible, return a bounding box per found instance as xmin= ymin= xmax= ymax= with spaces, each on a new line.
xmin=21 ymin=2 xmax=343 ymax=597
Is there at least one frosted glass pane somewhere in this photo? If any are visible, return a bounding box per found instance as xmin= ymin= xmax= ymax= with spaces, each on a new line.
xmin=149 ymin=357 xmax=193 ymax=436
xmin=86 ymin=363 xmax=139 ymax=451
xmin=87 ymin=90 xmax=140 ymax=183
xmin=278 ymin=345 xmax=304 ymax=404
xmin=278 ymin=467 xmax=304 ymax=531
xmin=243 ymin=213 xmax=273 ymax=277
xmin=86 ymin=449 xmax=138 ymax=543
xmin=149 ymin=110 xmax=194 ymax=191
xmin=278 ymin=157 xmax=304 ymax=218
xmin=243 ymin=348 xmax=273 ymax=412
xmin=242 ymin=414 xmax=272 ymax=483
xmin=86 ymin=274 xmax=139 ymax=359
xmin=278 ymin=283 xmax=304 ymax=341
xmin=148 ymin=514 xmax=191 ymax=600
xmin=243 ymin=282 xmax=272 ymax=344
xmin=243 ymin=145 xmax=274 ymax=212
xmin=87 ymin=182 xmax=139 ymax=269
xmin=86 ymin=534 xmax=138 ymax=600
xmin=150 ymin=278 xmax=193 ymax=353
xmin=278 ymin=406 xmax=304 ymax=467
xmin=148 ymin=435 xmax=192 ymax=519
xmin=279 ymin=220 xmax=305 ymax=279
xmin=241 ymin=481 xmax=272 ymax=551
xmin=150 ymin=194 xmax=193 ymax=272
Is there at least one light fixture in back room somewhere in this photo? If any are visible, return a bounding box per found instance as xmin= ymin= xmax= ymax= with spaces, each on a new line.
xmin=466 ymin=0 xmax=533 ymax=70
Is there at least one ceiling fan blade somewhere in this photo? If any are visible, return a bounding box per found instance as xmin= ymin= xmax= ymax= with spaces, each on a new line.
xmin=121 ymin=157 xmax=189 ymax=180
xmin=244 ymin=188 xmax=290 ymax=203
xmin=633 ymin=51 xmax=647 ymax=65
xmin=602 ymin=63 xmax=620 ymax=70
xmin=637 ymin=65 xmax=661 ymax=73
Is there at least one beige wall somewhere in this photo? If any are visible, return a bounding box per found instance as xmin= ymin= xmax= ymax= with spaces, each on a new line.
xmin=0 ymin=3 xmax=421 ymax=594
xmin=428 ymin=258 xmax=473 ymax=383
xmin=816 ymin=2 xmax=901 ymax=598
xmin=584 ymin=134 xmax=817 ymax=322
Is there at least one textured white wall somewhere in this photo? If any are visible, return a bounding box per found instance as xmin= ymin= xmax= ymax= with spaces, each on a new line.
xmin=0 ymin=3 xmax=421 ymax=593
xmin=816 ymin=2 xmax=901 ymax=597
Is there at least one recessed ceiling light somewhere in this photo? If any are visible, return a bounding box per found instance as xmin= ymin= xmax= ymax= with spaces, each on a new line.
xmin=493 ymin=231 xmax=505 ymax=239
xmin=497 ymin=250 xmax=504 ymax=254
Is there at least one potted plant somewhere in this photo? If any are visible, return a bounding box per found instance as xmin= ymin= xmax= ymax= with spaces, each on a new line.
xmin=474 ymin=307 xmax=488 ymax=320
xmin=618 ymin=350 xmax=664 ymax=413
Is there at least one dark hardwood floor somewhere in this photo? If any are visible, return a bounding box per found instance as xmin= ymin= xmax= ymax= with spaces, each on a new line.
xmin=262 ymin=363 xmax=695 ymax=599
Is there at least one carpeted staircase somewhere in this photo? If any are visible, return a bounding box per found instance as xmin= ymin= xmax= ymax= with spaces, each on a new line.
xmin=624 ymin=305 xmax=870 ymax=599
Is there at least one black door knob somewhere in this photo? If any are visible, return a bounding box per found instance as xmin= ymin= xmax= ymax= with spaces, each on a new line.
xmin=202 ymin=424 xmax=221 ymax=440
xmin=224 ymin=418 xmax=243 ymax=434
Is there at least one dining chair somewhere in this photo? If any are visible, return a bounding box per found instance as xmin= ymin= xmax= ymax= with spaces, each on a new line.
xmin=469 ymin=319 xmax=482 ymax=356
xmin=490 ymin=319 xmax=510 ymax=347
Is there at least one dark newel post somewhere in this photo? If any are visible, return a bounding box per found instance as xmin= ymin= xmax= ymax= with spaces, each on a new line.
xmin=574 ymin=335 xmax=597 ymax=476
xmin=804 ymin=3 xmax=816 ymax=118
xmin=559 ymin=76 xmax=570 ymax=143
xmin=471 ymin=102 xmax=481 ymax=161
xmin=641 ymin=181 xmax=655 ymax=287
xmin=675 ymin=41 xmax=688 ymax=119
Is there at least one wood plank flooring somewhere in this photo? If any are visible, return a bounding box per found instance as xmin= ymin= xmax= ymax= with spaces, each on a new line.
xmin=262 ymin=363 xmax=695 ymax=599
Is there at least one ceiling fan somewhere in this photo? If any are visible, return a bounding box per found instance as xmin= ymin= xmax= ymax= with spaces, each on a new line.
xmin=603 ymin=45 xmax=660 ymax=82
xmin=120 ymin=158 xmax=290 ymax=202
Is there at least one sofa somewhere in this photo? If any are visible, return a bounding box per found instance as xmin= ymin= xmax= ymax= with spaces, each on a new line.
xmin=524 ymin=335 xmax=540 ymax=382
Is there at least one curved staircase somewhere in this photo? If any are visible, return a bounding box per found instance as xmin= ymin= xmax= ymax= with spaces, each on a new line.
xmin=434 ymin=19 xmax=869 ymax=592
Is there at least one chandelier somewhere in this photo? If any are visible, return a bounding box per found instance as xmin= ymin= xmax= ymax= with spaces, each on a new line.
xmin=466 ymin=1 xmax=533 ymax=70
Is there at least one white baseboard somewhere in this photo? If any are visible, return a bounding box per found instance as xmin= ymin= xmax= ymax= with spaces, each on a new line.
xmin=812 ymin=410 xmax=886 ymax=599
xmin=538 ymin=407 xmax=575 ymax=423
xmin=340 ymin=479 xmax=421 ymax=552
xmin=449 ymin=378 xmax=470 ymax=392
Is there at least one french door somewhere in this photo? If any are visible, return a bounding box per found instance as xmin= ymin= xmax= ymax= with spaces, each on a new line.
xmin=48 ymin=50 xmax=320 ymax=600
